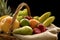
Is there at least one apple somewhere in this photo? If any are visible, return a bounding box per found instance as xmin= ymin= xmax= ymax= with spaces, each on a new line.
xmin=33 ymin=28 xmax=41 ymax=34
xmin=24 ymin=16 xmax=32 ymax=20
xmin=20 ymin=19 xmax=30 ymax=26
xmin=37 ymin=24 xmax=46 ymax=32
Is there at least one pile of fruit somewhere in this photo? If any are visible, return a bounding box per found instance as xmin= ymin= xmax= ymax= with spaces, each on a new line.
xmin=0 ymin=0 xmax=55 ymax=35
xmin=13 ymin=10 xmax=55 ymax=35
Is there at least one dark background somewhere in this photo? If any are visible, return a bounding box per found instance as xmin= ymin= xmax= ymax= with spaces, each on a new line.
xmin=7 ymin=0 xmax=60 ymax=39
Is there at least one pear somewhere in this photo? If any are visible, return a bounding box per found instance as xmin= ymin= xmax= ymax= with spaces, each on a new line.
xmin=20 ymin=19 xmax=30 ymax=26
xmin=33 ymin=16 xmax=39 ymax=20
xmin=13 ymin=26 xmax=33 ymax=35
xmin=17 ymin=16 xmax=24 ymax=21
xmin=16 ymin=9 xmax=28 ymax=21
xmin=17 ymin=9 xmax=28 ymax=16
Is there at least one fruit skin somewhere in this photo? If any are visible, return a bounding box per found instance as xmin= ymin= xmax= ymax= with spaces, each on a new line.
xmin=0 ymin=15 xmax=10 ymax=30
xmin=43 ymin=16 xmax=55 ymax=27
xmin=13 ymin=26 xmax=33 ymax=35
xmin=24 ymin=16 xmax=32 ymax=20
xmin=13 ymin=19 xmax=20 ymax=30
xmin=0 ymin=15 xmax=9 ymax=22
xmin=0 ymin=16 xmax=20 ymax=33
xmin=33 ymin=28 xmax=41 ymax=34
xmin=33 ymin=16 xmax=39 ymax=20
xmin=39 ymin=12 xmax=51 ymax=23
xmin=37 ymin=24 xmax=46 ymax=32
xmin=20 ymin=19 xmax=30 ymax=26
xmin=29 ymin=19 xmax=40 ymax=28
xmin=17 ymin=16 xmax=24 ymax=21
xmin=17 ymin=9 xmax=28 ymax=16
xmin=16 ymin=9 xmax=28 ymax=21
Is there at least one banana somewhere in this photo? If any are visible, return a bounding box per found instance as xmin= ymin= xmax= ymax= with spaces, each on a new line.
xmin=39 ymin=12 xmax=51 ymax=23
xmin=43 ymin=16 xmax=55 ymax=27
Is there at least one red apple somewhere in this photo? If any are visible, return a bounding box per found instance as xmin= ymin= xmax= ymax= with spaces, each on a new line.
xmin=37 ymin=24 xmax=46 ymax=32
xmin=33 ymin=28 xmax=41 ymax=34
xmin=24 ymin=16 xmax=32 ymax=20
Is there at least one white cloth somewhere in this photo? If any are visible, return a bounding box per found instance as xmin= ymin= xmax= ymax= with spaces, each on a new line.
xmin=14 ymin=24 xmax=60 ymax=40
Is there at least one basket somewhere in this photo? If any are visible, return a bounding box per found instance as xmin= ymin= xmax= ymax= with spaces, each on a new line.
xmin=0 ymin=2 xmax=60 ymax=40
xmin=0 ymin=2 xmax=31 ymax=40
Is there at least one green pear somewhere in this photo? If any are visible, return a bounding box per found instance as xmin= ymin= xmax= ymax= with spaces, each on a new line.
xmin=18 ymin=9 xmax=28 ymax=16
xmin=16 ymin=9 xmax=28 ymax=21
xmin=20 ymin=19 xmax=30 ymax=26
xmin=17 ymin=16 xmax=23 ymax=21
xmin=13 ymin=26 xmax=33 ymax=35
xmin=33 ymin=16 xmax=39 ymax=20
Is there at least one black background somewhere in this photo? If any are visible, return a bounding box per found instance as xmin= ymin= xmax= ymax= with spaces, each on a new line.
xmin=7 ymin=0 xmax=60 ymax=40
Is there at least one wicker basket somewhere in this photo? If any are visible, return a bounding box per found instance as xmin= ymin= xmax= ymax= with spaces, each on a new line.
xmin=13 ymin=2 xmax=60 ymax=40
xmin=0 ymin=2 xmax=31 ymax=40
xmin=0 ymin=2 xmax=60 ymax=40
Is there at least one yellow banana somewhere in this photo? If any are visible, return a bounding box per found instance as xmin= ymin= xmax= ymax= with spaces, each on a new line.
xmin=39 ymin=12 xmax=51 ymax=23
xmin=43 ymin=16 xmax=55 ymax=27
